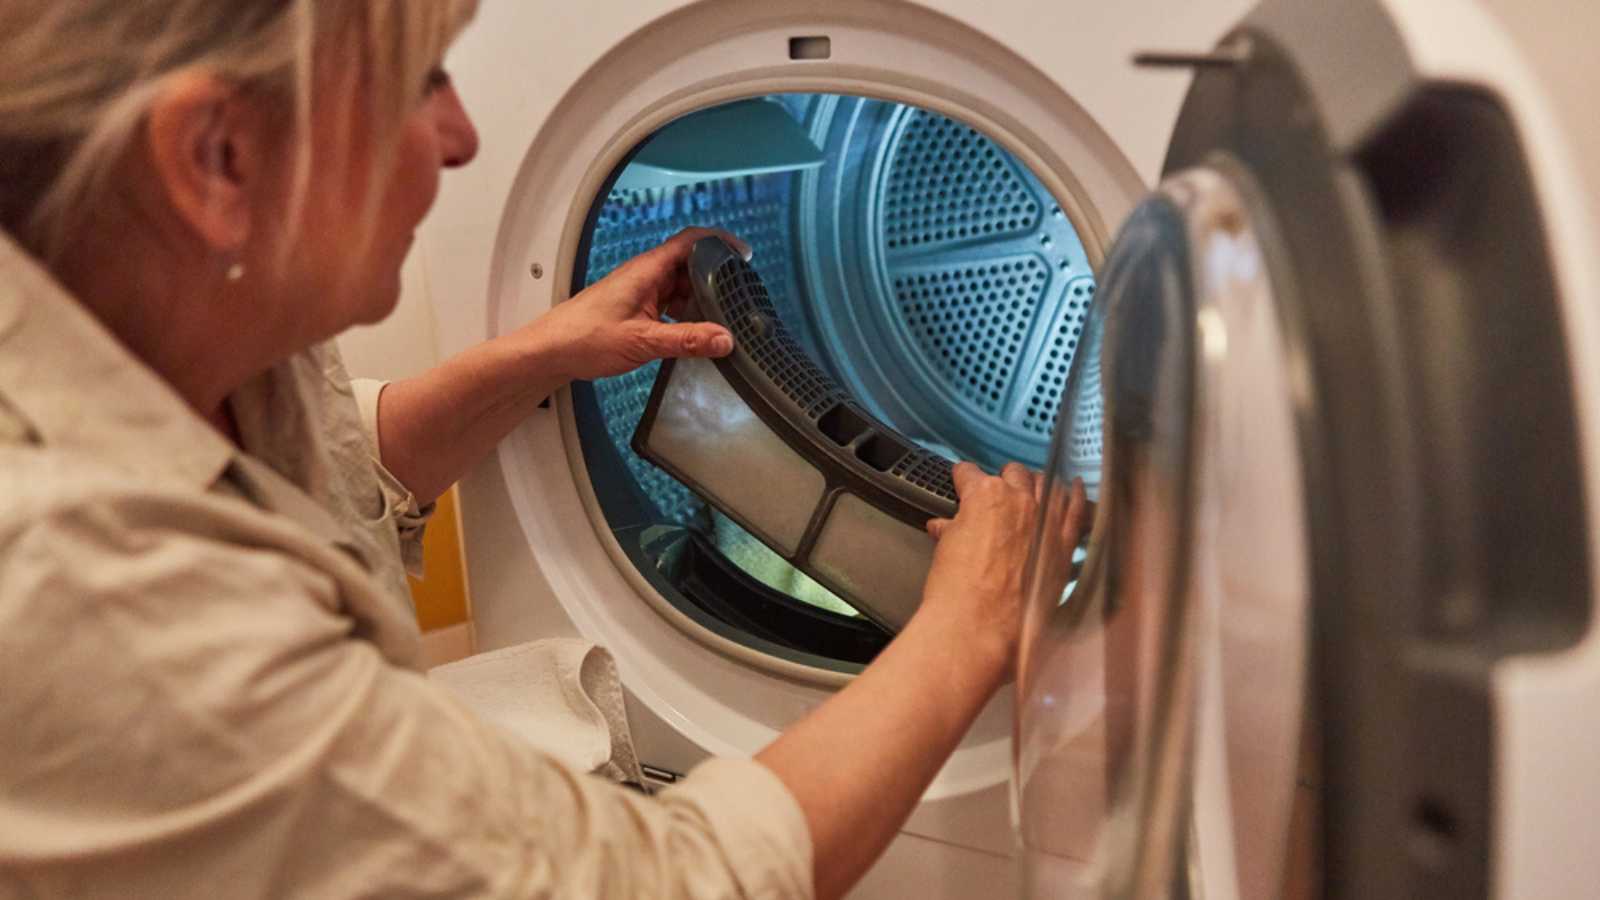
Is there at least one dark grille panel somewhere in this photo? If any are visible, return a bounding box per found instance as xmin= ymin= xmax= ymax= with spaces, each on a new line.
xmin=708 ymin=253 xmax=959 ymax=507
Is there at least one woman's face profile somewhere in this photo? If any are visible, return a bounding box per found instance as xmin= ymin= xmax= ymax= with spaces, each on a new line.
xmin=282 ymin=66 xmax=480 ymax=334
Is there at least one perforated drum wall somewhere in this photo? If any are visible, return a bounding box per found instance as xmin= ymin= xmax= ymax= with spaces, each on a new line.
xmin=579 ymin=94 xmax=1099 ymax=620
xmin=803 ymin=98 xmax=1097 ymax=469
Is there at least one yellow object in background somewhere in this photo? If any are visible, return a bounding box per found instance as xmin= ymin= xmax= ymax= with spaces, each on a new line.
xmin=409 ymin=486 xmax=471 ymax=633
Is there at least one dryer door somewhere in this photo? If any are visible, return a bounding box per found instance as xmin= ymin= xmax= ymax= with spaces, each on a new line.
xmin=1015 ymin=163 xmax=1305 ymax=900
xmin=1014 ymin=1 xmax=1594 ymax=898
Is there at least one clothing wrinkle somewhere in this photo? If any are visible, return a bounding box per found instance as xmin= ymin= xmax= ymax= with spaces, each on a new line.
xmin=13 ymin=572 xmax=362 ymax=855
xmin=0 ymin=228 xmax=814 ymax=900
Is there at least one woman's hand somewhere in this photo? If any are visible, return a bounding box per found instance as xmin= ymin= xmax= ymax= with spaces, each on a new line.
xmin=756 ymin=462 xmax=1088 ymax=900
xmin=921 ymin=463 xmax=1090 ymax=679
xmin=372 ymin=227 xmax=750 ymax=504
xmin=530 ymin=226 xmax=751 ymax=381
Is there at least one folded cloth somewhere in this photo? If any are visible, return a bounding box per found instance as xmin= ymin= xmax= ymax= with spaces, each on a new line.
xmin=429 ymin=639 xmax=644 ymax=785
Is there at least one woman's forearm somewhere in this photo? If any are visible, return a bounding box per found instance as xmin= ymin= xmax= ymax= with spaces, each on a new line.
xmin=755 ymin=606 xmax=1008 ymax=900
xmin=372 ymin=229 xmax=743 ymax=503
xmin=757 ymin=463 xmax=1065 ymax=900
xmin=374 ymin=322 xmax=565 ymax=504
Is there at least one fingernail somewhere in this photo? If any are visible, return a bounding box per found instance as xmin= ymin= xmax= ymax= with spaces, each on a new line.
xmin=737 ymin=241 xmax=754 ymax=262
xmin=711 ymin=334 xmax=734 ymax=355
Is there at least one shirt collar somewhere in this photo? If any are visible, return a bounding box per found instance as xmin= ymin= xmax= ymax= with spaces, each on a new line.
xmin=0 ymin=232 xmax=235 ymax=488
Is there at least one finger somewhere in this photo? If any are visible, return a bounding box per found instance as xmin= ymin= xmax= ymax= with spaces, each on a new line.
xmin=926 ymin=517 xmax=952 ymax=540
xmin=710 ymin=228 xmax=754 ymax=261
xmin=1000 ymin=462 xmax=1033 ymax=492
xmin=644 ymin=321 xmax=734 ymax=359
xmin=619 ymin=228 xmax=719 ymax=294
xmin=662 ymin=272 xmax=696 ymax=320
xmin=1063 ymin=478 xmax=1091 ymax=543
xmin=614 ymin=248 xmax=692 ymax=314
xmin=658 ymin=226 xmax=752 ymax=262
xmin=661 ymin=226 xmax=719 ymax=251
xmin=950 ymin=461 xmax=985 ymax=499
xmin=628 ymin=229 xmax=752 ymax=312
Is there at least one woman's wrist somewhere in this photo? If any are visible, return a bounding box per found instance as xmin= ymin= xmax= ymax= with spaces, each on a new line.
xmin=899 ymin=596 xmax=1013 ymax=697
xmin=497 ymin=317 xmax=576 ymax=402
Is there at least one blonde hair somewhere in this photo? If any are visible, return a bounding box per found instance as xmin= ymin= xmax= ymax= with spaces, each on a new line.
xmin=0 ymin=0 xmax=477 ymax=262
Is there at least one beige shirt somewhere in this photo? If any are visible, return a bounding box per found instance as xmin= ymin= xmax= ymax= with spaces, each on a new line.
xmin=0 ymin=234 xmax=813 ymax=900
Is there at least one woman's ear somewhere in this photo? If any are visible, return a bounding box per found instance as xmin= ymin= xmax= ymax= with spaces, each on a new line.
xmin=143 ymin=71 xmax=262 ymax=253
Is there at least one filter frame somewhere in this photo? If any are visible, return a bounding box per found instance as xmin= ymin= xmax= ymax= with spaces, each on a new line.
xmin=632 ymin=237 xmax=958 ymax=629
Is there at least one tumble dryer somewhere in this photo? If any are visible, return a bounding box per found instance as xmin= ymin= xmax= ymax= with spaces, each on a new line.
xmin=1010 ymin=1 xmax=1600 ymax=899
xmin=408 ymin=0 xmax=1599 ymax=897
xmin=416 ymin=1 xmax=1247 ymax=895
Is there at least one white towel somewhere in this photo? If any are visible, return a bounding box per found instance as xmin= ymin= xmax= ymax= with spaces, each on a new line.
xmin=429 ymin=639 xmax=644 ymax=785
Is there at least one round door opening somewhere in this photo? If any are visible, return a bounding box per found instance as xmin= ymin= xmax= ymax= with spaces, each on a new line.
xmin=570 ymin=93 xmax=1098 ymax=670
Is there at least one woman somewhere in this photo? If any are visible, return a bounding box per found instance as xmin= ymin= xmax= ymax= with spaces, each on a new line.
xmin=0 ymin=2 xmax=1088 ymax=898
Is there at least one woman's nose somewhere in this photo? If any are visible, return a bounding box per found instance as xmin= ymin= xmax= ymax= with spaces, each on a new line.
xmin=434 ymin=85 xmax=479 ymax=169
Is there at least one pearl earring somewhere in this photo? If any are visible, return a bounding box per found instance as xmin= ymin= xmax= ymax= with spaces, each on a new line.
xmin=226 ymin=262 xmax=246 ymax=282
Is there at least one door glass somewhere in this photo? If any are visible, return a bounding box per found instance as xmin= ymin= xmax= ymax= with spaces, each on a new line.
xmin=1016 ymin=167 xmax=1310 ymax=898
xmin=1015 ymin=190 xmax=1198 ymax=896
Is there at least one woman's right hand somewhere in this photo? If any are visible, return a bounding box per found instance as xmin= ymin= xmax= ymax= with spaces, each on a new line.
xmin=921 ymin=462 xmax=1089 ymax=679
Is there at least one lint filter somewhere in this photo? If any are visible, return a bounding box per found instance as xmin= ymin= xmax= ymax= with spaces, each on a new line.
xmin=633 ymin=237 xmax=959 ymax=631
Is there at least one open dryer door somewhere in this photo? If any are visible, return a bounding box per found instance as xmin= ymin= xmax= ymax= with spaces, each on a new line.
xmin=1014 ymin=0 xmax=1597 ymax=898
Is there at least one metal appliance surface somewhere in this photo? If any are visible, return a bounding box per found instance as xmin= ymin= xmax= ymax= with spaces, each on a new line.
xmin=403 ymin=0 xmax=1599 ymax=896
xmin=1016 ymin=0 xmax=1600 ymax=897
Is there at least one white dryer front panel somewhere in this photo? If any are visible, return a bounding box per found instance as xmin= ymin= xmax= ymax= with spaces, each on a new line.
xmin=412 ymin=0 xmax=1250 ymax=895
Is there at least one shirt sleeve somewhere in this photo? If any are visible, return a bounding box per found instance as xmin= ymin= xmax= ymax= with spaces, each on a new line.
xmin=0 ymin=495 xmax=814 ymax=900
xmin=351 ymin=377 xmax=433 ymax=576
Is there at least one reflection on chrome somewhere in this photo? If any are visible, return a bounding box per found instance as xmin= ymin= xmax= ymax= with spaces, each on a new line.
xmin=1016 ymin=185 xmax=1198 ymax=899
xmin=1016 ymin=168 xmax=1311 ymax=899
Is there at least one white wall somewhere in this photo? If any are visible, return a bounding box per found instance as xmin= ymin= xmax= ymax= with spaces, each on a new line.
xmin=336 ymin=246 xmax=442 ymax=382
xmin=1478 ymin=0 xmax=1599 ymax=204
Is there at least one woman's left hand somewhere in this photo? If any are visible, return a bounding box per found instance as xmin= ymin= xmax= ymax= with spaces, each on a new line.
xmin=530 ymin=226 xmax=750 ymax=381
